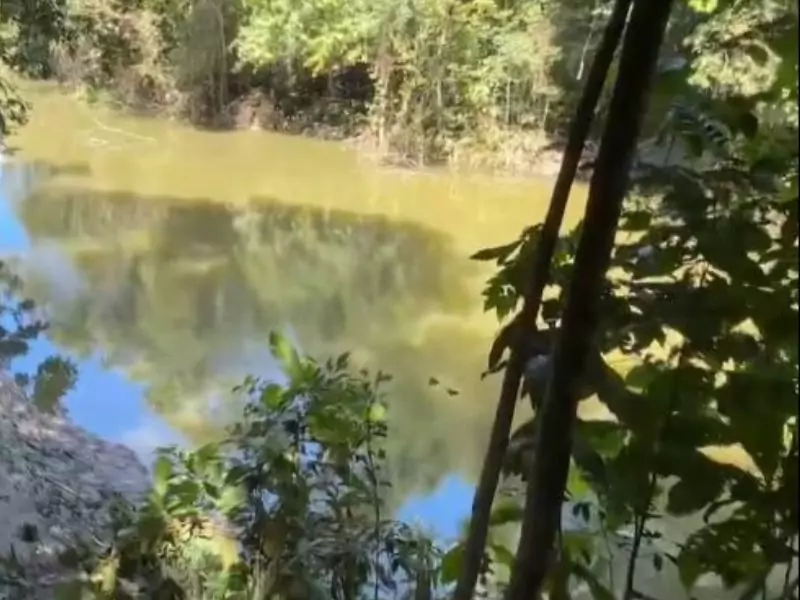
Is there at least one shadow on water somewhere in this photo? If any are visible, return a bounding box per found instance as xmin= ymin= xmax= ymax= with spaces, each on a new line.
xmin=7 ymin=161 xmax=506 ymax=516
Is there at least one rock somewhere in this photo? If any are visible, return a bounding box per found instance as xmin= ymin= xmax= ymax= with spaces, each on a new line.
xmin=0 ymin=374 xmax=151 ymax=598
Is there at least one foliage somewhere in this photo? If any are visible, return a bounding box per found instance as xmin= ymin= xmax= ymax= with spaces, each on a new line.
xmin=4 ymin=0 xmax=792 ymax=171
xmin=0 ymin=0 xmax=68 ymax=78
xmin=235 ymin=0 xmax=574 ymax=164
xmin=0 ymin=0 xmax=633 ymax=169
xmin=54 ymin=332 xmax=446 ymax=599
xmin=0 ymin=9 xmax=31 ymax=137
xmin=0 ymin=260 xmax=77 ymax=413
xmin=467 ymin=0 xmax=799 ymax=596
xmin=0 ymin=0 xmax=797 ymax=595
xmin=0 ymin=74 xmax=29 ymax=136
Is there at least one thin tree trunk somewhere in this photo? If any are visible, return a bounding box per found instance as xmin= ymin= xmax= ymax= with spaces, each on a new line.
xmin=451 ymin=0 xmax=633 ymax=597
xmin=504 ymin=0 xmax=676 ymax=597
xmin=542 ymin=98 xmax=550 ymax=132
xmin=576 ymin=0 xmax=601 ymax=81
xmin=506 ymin=79 xmax=512 ymax=125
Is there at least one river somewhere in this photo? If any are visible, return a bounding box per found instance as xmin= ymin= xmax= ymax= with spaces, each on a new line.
xmin=0 ymin=83 xmax=588 ymax=541
xmin=2 ymin=85 xmax=785 ymax=599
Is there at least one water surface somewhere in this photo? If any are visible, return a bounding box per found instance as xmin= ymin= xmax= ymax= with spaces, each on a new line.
xmin=1 ymin=86 xmax=780 ymax=599
xmin=1 ymin=84 xmax=588 ymax=542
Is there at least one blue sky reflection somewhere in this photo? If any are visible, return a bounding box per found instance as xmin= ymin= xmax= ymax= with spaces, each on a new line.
xmin=0 ymin=164 xmax=471 ymax=545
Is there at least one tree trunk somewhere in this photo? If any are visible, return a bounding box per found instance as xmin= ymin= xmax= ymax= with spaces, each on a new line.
xmin=451 ymin=0 xmax=634 ymax=597
xmin=504 ymin=0 xmax=676 ymax=597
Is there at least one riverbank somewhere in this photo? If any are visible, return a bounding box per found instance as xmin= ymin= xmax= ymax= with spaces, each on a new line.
xmin=0 ymin=373 xmax=150 ymax=596
xmin=65 ymin=80 xmax=586 ymax=179
xmin=0 ymin=0 xmax=686 ymax=181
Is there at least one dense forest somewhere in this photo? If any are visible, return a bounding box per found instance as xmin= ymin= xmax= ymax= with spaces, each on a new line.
xmin=0 ymin=0 xmax=793 ymax=170
xmin=0 ymin=0 xmax=798 ymax=598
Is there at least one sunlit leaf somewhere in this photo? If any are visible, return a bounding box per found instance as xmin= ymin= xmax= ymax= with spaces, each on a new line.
xmin=571 ymin=441 xmax=609 ymax=497
xmin=268 ymin=330 xmax=303 ymax=378
xmin=260 ymin=383 xmax=285 ymax=409
xmin=439 ymin=543 xmax=465 ymax=584
xmin=153 ymin=455 xmax=173 ymax=498
xmin=489 ymin=500 xmax=524 ymax=526
xmin=367 ymin=402 xmax=387 ymax=423
xmin=94 ymin=554 xmax=120 ymax=594
xmin=566 ymin=462 xmax=592 ymax=499
xmin=686 ymin=0 xmax=718 ymax=15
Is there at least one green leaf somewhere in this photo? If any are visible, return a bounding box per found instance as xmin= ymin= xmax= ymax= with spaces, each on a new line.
xmin=667 ymin=479 xmax=709 ymax=516
xmin=562 ymin=530 xmax=594 ymax=564
xmin=470 ymin=239 xmax=521 ymax=263
xmin=218 ymin=484 xmax=246 ymax=515
xmin=572 ymin=439 xmax=609 ymax=497
xmin=166 ymin=480 xmax=201 ymax=510
xmin=203 ymin=482 xmax=220 ymax=499
xmin=577 ymin=420 xmax=626 ymax=459
xmin=606 ymin=440 xmax=658 ymax=511
xmin=736 ymin=112 xmax=759 ymax=139
xmin=716 ymin=370 xmax=794 ymax=481
xmin=260 ymin=383 xmax=285 ymax=409
xmin=621 ymin=210 xmax=653 ymax=231
xmin=678 ymin=517 xmax=771 ymax=589
xmin=624 ymin=363 xmax=657 ymax=392
xmin=335 ymin=351 xmax=350 ymax=370
xmin=678 ymin=550 xmax=705 ymax=591
xmin=439 ymin=543 xmax=465 ymax=584
xmin=737 ymin=571 xmax=771 ymax=600
xmin=268 ymin=330 xmax=302 ymax=378
xmin=136 ymin=511 xmax=167 ymax=543
xmin=367 ymin=402 xmax=387 ymax=423
xmin=566 ymin=461 xmax=592 ymax=499
xmin=53 ymin=580 xmax=85 ymax=600
xmin=662 ymin=446 xmax=731 ymax=508
xmin=194 ymin=442 xmax=219 ymax=467
xmin=487 ymin=322 xmax=515 ymax=372
xmin=489 ymin=500 xmax=524 ymax=526
xmin=153 ymin=455 xmax=173 ymax=498
xmin=770 ymin=22 xmax=799 ymax=99
xmin=224 ymin=464 xmax=249 ymax=486
xmin=686 ymin=0 xmax=718 ymax=13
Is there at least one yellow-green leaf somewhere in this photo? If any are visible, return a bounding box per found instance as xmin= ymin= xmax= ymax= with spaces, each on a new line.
xmin=153 ymin=455 xmax=173 ymax=498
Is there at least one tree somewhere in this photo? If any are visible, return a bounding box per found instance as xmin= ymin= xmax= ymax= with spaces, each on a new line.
xmin=453 ymin=0 xmax=632 ymax=596
xmin=505 ymin=0 xmax=675 ymax=596
xmin=453 ymin=0 xmax=798 ymax=596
